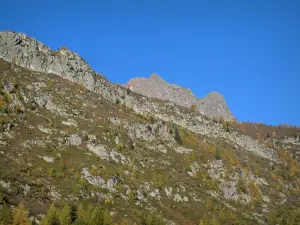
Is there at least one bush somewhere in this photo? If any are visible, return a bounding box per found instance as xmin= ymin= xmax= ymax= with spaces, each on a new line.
xmin=190 ymin=104 xmax=197 ymax=113
xmin=51 ymin=51 xmax=61 ymax=57
xmin=137 ymin=211 xmax=165 ymax=225
xmin=215 ymin=148 xmax=221 ymax=160
xmin=237 ymin=178 xmax=247 ymax=194
xmin=147 ymin=125 xmax=152 ymax=132
xmin=60 ymin=46 xmax=68 ymax=50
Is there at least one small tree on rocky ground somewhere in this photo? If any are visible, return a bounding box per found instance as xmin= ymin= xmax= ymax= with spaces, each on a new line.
xmin=174 ymin=126 xmax=183 ymax=145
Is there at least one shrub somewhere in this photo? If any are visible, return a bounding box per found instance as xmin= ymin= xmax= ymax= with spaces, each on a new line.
xmin=189 ymin=103 xmax=197 ymax=113
xmin=249 ymin=181 xmax=261 ymax=201
xmin=51 ymin=51 xmax=61 ymax=57
xmin=137 ymin=211 xmax=165 ymax=225
xmin=60 ymin=46 xmax=68 ymax=50
xmin=0 ymin=96 xmax=6 ymax=111
xmin=215 ymin=148 xmax=221 ymax=160
xmin=149 ymin=115 xmax=155 ymax=124
xmin=103 ymin=123 xmax=110 ymax=133
xmin=3 ymin=92 xmax=12 ymax=103
xmin=128 ymin=139 xmax=135 ymax=150
xmin=237 ymin=178 xmax=247 ymax=194
xmin=47 ymin=80 xmax=54 ymax=90
xmin=77 ymin=83 xmax=85 ymax=91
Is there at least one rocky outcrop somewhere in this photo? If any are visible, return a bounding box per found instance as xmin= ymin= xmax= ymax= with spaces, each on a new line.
xmin=0 ymin=31 xmax=96 ymax=90
xmin=126 ymin=74 xmax=235 ymax=120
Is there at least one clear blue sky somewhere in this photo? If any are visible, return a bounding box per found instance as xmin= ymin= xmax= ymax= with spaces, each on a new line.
xmin=1 ymin=0 xmax=299 ymax=126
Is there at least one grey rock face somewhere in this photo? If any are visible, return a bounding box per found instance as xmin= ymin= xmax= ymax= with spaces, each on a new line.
xmin=67 ymin=134 xmax=82 ymax=146
xmin=0 ymin=31 xmax=96 ymax=91
xmin=198 ymin=91 xmax=234 ymax=120
xmin=106 ymin=177 xmax=118 ymax=190
xmin=82 ymin=168 xmax=105 ymax=187
xmin=126 ymin=74 xmax=235 ymax=121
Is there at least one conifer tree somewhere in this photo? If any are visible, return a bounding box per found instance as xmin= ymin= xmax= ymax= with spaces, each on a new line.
xmin=40 ymin=204 xmax=60 ymax=225
xmin=12 ymin=201 xmax=30 ymax=225
xmin=89 ymin=206 xmax=112 ymax=225
xmin=215 ymin=148 xmax=221 ymax=160
xmin=73 ymin=218 xmax=87 ymax=225
xmin=59 ymin=203 xmax=72 ymax=225
xmin=199 ymin=219 xmax=205 ymax=225
xmin=174 ymin=126 xmax=183 ymax=145
xmin=0 ymin=201 xmax=13 ymax=225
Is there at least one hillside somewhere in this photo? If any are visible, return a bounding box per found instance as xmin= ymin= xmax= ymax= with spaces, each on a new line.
xmin=0 ymin=31 xmax=300 ymax=225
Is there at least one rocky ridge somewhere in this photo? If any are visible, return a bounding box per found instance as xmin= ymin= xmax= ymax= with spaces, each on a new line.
xmin=126 ymin=74 xmax=235 ymax=121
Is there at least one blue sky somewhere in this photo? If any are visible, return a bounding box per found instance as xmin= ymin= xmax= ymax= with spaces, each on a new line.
xmin=1 ymin=0 xmax=299 ymax=126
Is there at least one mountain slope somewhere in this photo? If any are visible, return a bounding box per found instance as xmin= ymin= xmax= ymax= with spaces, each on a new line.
xmin=0 ymin=31 xmax=300 ymax=224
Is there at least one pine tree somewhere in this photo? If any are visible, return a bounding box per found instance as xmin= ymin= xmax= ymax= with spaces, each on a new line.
xmin=174 ymin=126 xmax=183 ymax=145
xmin=59 ymin=203 xmax=72 ymax=225
xmin=199 ymin=219 xmax=205 ymax=225
xmin=69 ymin=204 xmax=77 ymax=223
xmin=12 ymin=201 xmax=30 ymax=225
xmin=73 ymin=218 xmax=87 ymax=225
xmin=89 ymin=206 xmax=112 ymax=225
xmin=75 ymin=204 xmax=92 ymax=225
xmin=0 ymin=202 xmax=13 ymax=225
xmin=215 ymin=148 xmax=221 ymax=160
xmin=40 ymin=204 xmax=60 ymax=225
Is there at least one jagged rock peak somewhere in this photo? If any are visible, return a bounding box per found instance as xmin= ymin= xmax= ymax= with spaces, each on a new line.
xmin=126 ymin=75 xmax=235 ymax=121
xmin=205 ymin=91 xmax=225 ymax=102
xmin=149 ymin=73 xmax=164 ymax=81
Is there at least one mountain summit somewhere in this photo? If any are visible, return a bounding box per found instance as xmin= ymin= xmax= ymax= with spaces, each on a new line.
xmin=125 ymin=73 xmax=235 ymax=121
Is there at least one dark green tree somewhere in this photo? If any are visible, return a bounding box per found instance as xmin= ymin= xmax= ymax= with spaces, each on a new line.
xmin=59 ymin=203 xmax=72 ymax=225
xmin=215 ymin=148 xmax=222 ymax=160
xmin=0 ymin=202 xmax=13 ymax=225
xmin=40 ymin=204 xmax=60 ymax=225
xmin=138 ymin=211 xmax=165 ymax=225
xmin=174 ymin=126 xmax=183 ymax=145
xmin=89 ymin=206 xmax=112 ymax=225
